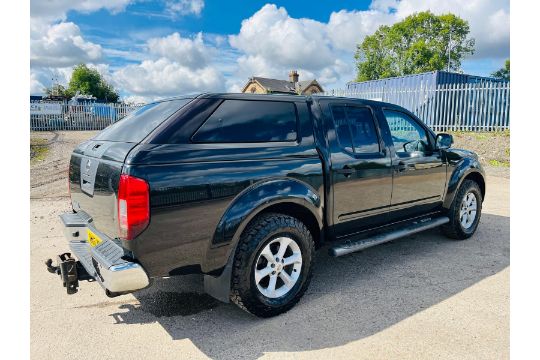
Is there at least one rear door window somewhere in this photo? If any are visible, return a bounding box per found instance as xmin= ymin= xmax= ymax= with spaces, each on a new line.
xmin=93 ymin=99 xmax=191 ymax=143
xmin=331 ymin=105 xmax=380 ymax=154
xmin=191 ymin=100 xmax=297 ymax=143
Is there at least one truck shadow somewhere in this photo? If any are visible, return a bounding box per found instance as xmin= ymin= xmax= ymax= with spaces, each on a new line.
xmin=109 ymin=213 xmax=509 ymax=359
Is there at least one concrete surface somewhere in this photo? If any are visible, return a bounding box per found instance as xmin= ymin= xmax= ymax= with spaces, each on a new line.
xmin=30 ymin=132 xmax=509 ymax=359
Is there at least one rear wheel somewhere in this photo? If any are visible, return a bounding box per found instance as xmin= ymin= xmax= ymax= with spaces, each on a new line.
xmin=442 ymin=179 xmax=483 ymax=240
xmin=230 ymin=213 xmax=315 ymax=317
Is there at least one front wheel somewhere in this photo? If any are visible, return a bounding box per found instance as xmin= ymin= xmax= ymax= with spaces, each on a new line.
xmin=442 ymin=179 xmax=483 ymax=240
xmin=230 ymin=213 xmax=315 ymax=317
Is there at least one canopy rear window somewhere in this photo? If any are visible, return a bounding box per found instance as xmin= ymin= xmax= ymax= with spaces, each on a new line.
xmin=93 ymin=99 xmax=192 ymax=143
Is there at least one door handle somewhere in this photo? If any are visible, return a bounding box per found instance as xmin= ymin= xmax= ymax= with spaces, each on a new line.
xmin=396 ymin=161 xmax=414 ymax=172
xmin=337 ymin=165 xmax=354 ymax=177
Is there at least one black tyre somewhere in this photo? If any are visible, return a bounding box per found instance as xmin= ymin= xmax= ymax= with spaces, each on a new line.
xmin=230 ymin=213 xmax=315 ymax=317
xmin=442 ymin=179 xmax=483 ymax=240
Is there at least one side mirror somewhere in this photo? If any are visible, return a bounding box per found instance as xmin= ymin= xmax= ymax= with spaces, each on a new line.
xmin=436 ymin=133 xmax=453 ymax=150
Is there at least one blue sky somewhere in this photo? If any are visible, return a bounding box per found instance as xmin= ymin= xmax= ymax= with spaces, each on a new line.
xmin=30 ymin=0 xmax=510 ymax=102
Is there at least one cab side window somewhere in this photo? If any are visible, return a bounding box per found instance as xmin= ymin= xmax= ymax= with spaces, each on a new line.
xmin=383 ymin=110 xmax=429 ymax=155
xmin=331 ymin=105 xmax=380 ymax=154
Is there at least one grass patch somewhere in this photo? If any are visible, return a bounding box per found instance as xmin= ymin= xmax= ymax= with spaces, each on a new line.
xmin=448 ymin=130 xmax=510 ymax=137
xmin=30 ymin=138 xmax=49 ymax=163
xmin=473 ymin=133 xmax=488 ymax=141
xmin=488 ymin=159 xmax=510 ymax=167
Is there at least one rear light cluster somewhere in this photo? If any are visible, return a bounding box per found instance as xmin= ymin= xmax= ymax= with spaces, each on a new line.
xmin=117 ymin=174 xmax=150 ymax=241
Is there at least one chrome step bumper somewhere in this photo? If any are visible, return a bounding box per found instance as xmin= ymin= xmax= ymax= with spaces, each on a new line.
xmin=58 ymin=213 xmax=149 ymax=295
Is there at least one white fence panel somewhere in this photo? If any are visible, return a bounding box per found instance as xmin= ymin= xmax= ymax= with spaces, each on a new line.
xmin=30 ymin=101 xmax=144 ymax=131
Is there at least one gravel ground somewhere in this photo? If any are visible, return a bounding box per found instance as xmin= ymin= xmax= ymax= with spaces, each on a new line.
xmin=30 ymin=131 xmax=98 ymax=200
xmin=450 ymin=131 xmax=510 ymax=178
xmin=30 ymin=131 xmax=509 ymax=359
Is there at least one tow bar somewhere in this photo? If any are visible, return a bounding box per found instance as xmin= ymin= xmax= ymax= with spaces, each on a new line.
xmin=45 ymin=253 xmax=94 ymax=294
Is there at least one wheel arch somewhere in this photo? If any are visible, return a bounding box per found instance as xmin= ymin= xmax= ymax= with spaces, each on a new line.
xmin=443 ymin=159 xmax=486 ymax=209
xmin=202 ymin=178 xmax=323 ymax=303
xmin=463 ymin=171 xmax=485 ymax=200
xmin=204 ymin=178 xmax=323 ymax=272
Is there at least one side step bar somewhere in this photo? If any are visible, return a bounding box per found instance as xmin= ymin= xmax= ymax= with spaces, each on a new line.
xmin=329 ymin=216 xmax=450 ymax=257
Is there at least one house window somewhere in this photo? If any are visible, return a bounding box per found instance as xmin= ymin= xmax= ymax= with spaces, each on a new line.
xmin=250 ymin=86 xmax=256 ymax=93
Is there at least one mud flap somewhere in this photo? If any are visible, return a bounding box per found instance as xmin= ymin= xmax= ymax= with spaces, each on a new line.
xmin=203 ymin=256 xmax=233 ymax=303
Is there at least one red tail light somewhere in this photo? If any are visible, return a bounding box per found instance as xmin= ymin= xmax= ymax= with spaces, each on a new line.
xmin=117 ymin=174 xmax=150 ymax=240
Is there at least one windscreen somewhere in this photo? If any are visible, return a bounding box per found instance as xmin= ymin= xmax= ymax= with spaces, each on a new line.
xmin=93 ymin=98 xmax=192 ymax=143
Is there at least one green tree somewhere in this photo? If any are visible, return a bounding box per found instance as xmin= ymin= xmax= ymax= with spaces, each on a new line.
xmin=491 ymin=59 xmax=510 ymax=81
xmin=355 ymin=11 xmax=475 ymax=81
xmin=66 ymin=64 xmax=119 ymax=102
xmin=44 ymin=83 xmax=69 ymax=99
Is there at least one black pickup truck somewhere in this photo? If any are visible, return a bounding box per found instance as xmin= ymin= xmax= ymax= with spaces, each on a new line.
xmin=47 ymin=93 xmax=485 ymax=317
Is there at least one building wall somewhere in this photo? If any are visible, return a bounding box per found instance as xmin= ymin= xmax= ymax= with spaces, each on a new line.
xmin=301 ymin=84 xmax=323 ymax=95
xmin=242 ymin=81 xmax=268 ymax=94
xmin=241 ymin=80 xmax=323 ymax=95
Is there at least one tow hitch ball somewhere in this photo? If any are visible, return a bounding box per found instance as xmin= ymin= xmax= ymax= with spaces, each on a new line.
xmin=45 ymin=253 xmax=92 ymax=295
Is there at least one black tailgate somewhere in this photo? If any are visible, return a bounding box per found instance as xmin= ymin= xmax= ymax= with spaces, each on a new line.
xmin=69 ymin=140 xmax=136 ymax=239
xmin=67 ymin=98 xmax=194 ymax=239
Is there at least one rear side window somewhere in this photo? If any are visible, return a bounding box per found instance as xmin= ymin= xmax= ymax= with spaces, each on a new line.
xmin=94 ymin=99 xmax=191 ymax=143
xmin=331 ymin=105 xmax=380 ymax=154
xmin=191 ymin=100 xmax=297 ymax=143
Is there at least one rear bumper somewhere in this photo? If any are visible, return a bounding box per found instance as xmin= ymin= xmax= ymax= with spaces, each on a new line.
xmin=58 ymin=212 xmax=149 ymax=294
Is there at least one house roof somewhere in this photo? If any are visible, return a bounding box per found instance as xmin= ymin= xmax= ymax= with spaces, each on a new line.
xmin=295 ymin=80 xmax=319 ymax=93
xmin=248 ymin=77 xmax=322 ymax=94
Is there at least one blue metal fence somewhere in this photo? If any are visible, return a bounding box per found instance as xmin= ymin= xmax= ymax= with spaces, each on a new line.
xmin=325 ymin=82 xmax=510 ymax=131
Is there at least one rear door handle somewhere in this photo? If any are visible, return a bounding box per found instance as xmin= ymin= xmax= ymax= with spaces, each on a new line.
xmin=336 ymin=165 xmax=354 ymax=177
xmin=396 ymin=161 xmax=414 ymax=172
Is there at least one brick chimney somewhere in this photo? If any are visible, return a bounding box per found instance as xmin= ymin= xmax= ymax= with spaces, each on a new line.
xmin=289 ymin=70 xmax=299 ymax=83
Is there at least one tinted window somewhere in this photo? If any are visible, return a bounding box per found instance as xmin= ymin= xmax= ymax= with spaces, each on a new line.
xmin=192 ymin=100 xmax=297 ymax=143
xmin=331 ymin=106 xmax=353 ymax=153
xmin=94 ymin=99 xmax=191 ymax=143
xmin=331 ymin=105 xmax=380 ymax=154
xmin=383 ymin=110 xmax=428 ymax=154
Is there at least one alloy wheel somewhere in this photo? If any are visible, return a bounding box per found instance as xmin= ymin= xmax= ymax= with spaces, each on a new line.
xmin=460 ymin=192 xmax=478 ymax=229
xmin=254 ymin=237 xmax=302 ymax=298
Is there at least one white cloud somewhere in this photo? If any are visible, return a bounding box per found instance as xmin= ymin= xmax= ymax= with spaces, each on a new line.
xmin=227 ymin=4 xmax=361 ymax=90
xmin=147 ymin=32 xmax=210 ymax=69
xmin=31 ymin=22 xmax=102 ymax=67
xmin=229 ymin=5 xmax=334 ymax=72
xmin=110 ymin=30 xmax=224 ymax=100
xmin=326 ymin=9 xmax=395 ymax=51
xmin=113 ymin=58 xmax=224 ymax=99
xmin=30 ymin=0 xmax=133 ymax=22
xmin=165 ymin=0 xmax=205 ymax=17
xmin=30 ymin=67 xmax=74 ymax=95
xmin=228 ymin=1 xmax=509 ymax=91
xmin=122 ymin=95 xmax=151 ymax=104
xmin=30 ymin=72 xmax=46 ymax=95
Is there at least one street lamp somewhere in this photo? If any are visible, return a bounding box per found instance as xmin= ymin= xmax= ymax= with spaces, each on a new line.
xmin=447 ymin=29 xmax=455 ymax=72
